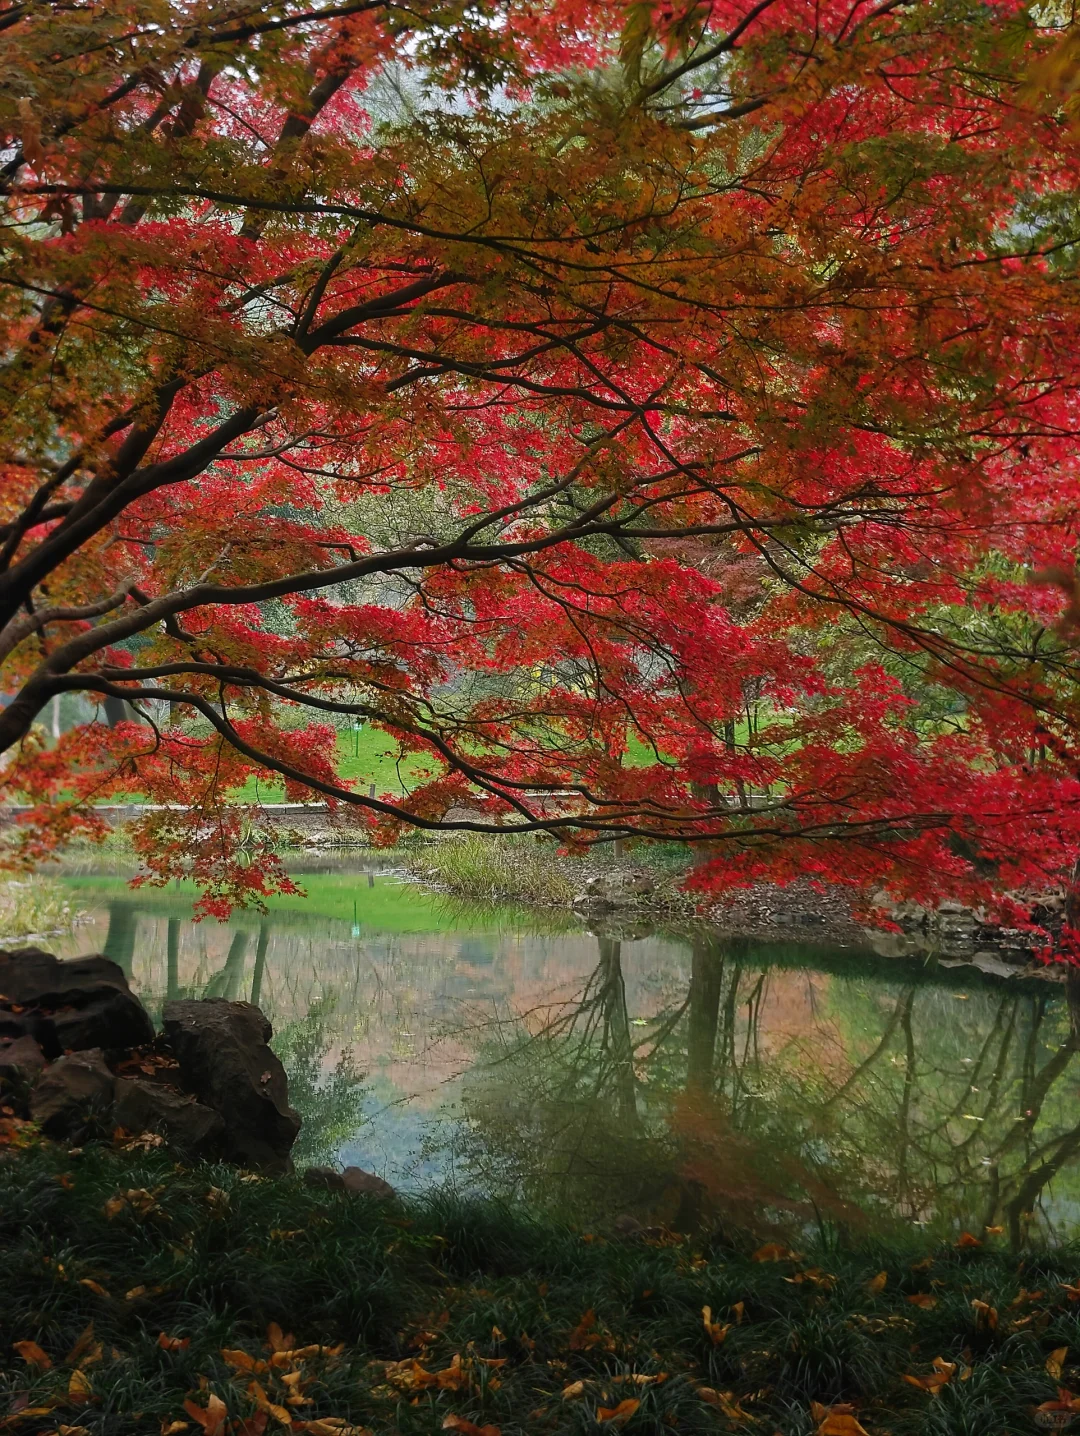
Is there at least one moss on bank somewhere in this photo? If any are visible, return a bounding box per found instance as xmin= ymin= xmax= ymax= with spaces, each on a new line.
xmin=3 ymin=1143 xmax=1080 ymax=1435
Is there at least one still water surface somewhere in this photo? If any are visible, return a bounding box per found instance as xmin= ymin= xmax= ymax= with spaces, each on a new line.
xmin=50 ymin=860 xmax=1080 ymax=1245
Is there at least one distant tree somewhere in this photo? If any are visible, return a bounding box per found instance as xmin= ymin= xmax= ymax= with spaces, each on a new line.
xmin=3 ymin=0 xmax=1080 ymax=920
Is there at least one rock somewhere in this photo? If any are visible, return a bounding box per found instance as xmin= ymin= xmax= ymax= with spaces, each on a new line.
xmin=341 ymin=1166 xmax=396 ymax=1200
xmin=0 ymin=1034 xmax=46 ymax=1084
xmin=30 ymin=1049 xmax=115 ymax=1139
xmin=0 ymin=947 xmax=154 ymax=1058
xmin=303 ymin=1165 xmax=347 ymax=1192
xmin=112 ymin=1077 xmax=225 ymax=1162
xmin=161 ymin=999 xmax=300 ymax=1172
xmin=573 ymin=869 xmax=657 ymax=912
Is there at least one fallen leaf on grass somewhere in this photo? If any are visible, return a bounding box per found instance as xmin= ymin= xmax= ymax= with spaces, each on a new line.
xmin=1009 ymin=1288 xmax=1045 ymax=1309
xmin=696 ymin=1389 xmax=749 ymax=1421
xmin=158 ymin=1333 xmax=191 ymax=1352
xmin=1048 ymin=1348 xmax=1070 ymax=1380
xmin=702 ymin=1307 xmax=730 ymax=1345
xmin=906 ymin=1293 xmax=937 ymax=1310
xmin=77 ymin=1280 xmax=110 ymax=1299
xmin=298 ymin=1422 xmax=371 ymax=1436
xmin=183 ymin=1395 xmax=228 ymax=1436
xmin=732 ymin=1301 xmax=745 ymax=1324
xmin=1037 ymin=1389 xmax=1080 ymax=1415
xmin=266 ymin=1325 xmax=294 ymax=1355
xmin=247 ymin=1380 xmax=293 ymax=1425
xmin=222 ymin=1350 xmax=268 ymax=1376
xmin=160 ymin=1424 xmax=190 ymax=1435
xmin=569 ymin=1310 xmax=599 ymax=1351
xmin=596 ymin=1399 xmax=639 ymax=1425
xmin=752 ymin=1243 xmax=796 ymax=1263
xmin=971 ymin=1299 xmax=998 ymax=1332
xmin=866 ymin=1272 xmax=887 ymax=1295
xmin=811 ymin=1402 xmax=870 ymax=1436
xmin=442 ymin=1415 xmax=500 ymax=1436
xmin=563 ymin=1382 xmax=586 ymax=1401
xmin=64 ymin=1324 xmax=101 ymax=1370
xmin=56 ymin=1425 xmax=90 ymax=1435
xmin=0 ymin=1407 xmax=58 ymax=1428
xmin=955 ymin=1232 xmax=982 ymax=1249
xmin=67 ymin=1370 xmax=92 ymax=1404
xmin=902 ymin=1357 xmax=956 ymax=1395
xmin=13 ymin=1341 xmax=51 ymax=1369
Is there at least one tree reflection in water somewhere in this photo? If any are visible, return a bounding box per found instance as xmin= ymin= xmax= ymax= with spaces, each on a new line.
xmin=441 ymin=933 xmax=1080 ymax=1246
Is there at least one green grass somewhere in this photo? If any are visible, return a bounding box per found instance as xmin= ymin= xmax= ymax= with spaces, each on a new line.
xmin=230 ymin=729 xmax=435 ymax=803
xmin=3 ymin=1142 xmax=1080 ymax=1435
xmin=415 ymin=836 xmax=579 ymax=907
xmin=0 ymin=878 xmax=85 ymax=941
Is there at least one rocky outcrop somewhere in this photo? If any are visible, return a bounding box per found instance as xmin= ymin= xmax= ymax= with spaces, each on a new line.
xmin=162 ymin=999 xmax=301 ymax=1172
xmin=30 ymin=1049 xmax=115 ymax=1139
xmin=113 ymin=1077 xmax=226 ymax=1162
xmin=303 ymin=1164 xmax=396 ymax=1199
xmin=0 ymin=949 xmax=304 ymax=1168
xmin=573 ymin=868 xmax=657 ymax=913
xmin=0 ymin=947 xmax=155 ymax=1056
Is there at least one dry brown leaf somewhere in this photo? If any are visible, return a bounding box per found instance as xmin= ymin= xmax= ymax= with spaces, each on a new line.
xmin=160 ymin=1424 xmax=190 ymax=1435
xmin=441 ymin=1415 xmax=500 ymax=1436
xmin=562 ymin=1382 xmax=586 ymax=1401
xmin=906 ymin=1293 xmax=937 ymax=1310
xmin=696 ymin=1389 xmax=749 ymax=1421
xmin=971 ymin=1299 xmax=998 ymax=1331
xmin=1037 ymin=1389 xmax=1080 ymax=1414
xmin=984 ymin=1225 xmax=1005 ymax=1236
xmin=902 ymin=1357 xmax=956 ymax=1395
xmin=568 ymin=1310 xmax=598 ymax=1351
xmin=752 ymin=1243 xmax=794 ymax=1263
xmin=13 ymin=1341 xmax=51 ymax=1369
xmin=812 ymin=1403 xmax=870 ymax=1436
xmin=64 ymin=1324 xmax=101 ymax=1371
xmin=67 ymin=1370 xmax=92 ymax=1404
xmin=77 ymin=1280 xmax=110 ymax=1299
xmin=732 ymin=1301 xmax=745 ymax=1324
xmin=1048 ymin=1347 xmax=1070 ymax=1380
xmin=596 ymin=1399 xmax=639 ymax=1425
xmin=158 ymin=1333 xmax=191 ymax=1353
xmin=956 ymin=1232 xmax=982 ymax=1250
xmin=299 ymin=1422 xmax=371 ymax=1436
xmin=866 ymin=1272 xmax=887 ymax=1295
xmin=183 ymin=1396 xmax=229 ymax=1436
xmin=56 ymin=1426 xmax=90 ymax=1435
xmin=222 ymin=1350 xmax=268 ymax=1376
xmin=267 ymin=1325 xmax=294 ymax=1355
xmin=125 ymin=1287 xmax=146 ymax=1302
xmin=232 ymin=1418 xmax=269 ymax=1436
xmin=1008 ymin=1288 xmax=1044 ymax=1309
xmin=702 ymin=1307 xmax=730 ymax=1346
xmin=248 ymin=1380 xmax=293 ymax=1425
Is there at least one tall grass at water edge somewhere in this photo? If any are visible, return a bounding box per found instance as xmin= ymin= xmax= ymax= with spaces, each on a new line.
xmin=417 ymin=836 xmax=579 ymax=906
xmin=0 ymin=878 xmax=85 ymax=942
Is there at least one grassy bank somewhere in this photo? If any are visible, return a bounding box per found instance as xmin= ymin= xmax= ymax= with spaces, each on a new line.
xmin=414 ymin=836 xmax=580 ymax=907
xmin=3 ymin=1143 xmax=1080 ymax=1435
xmin=0 ymin=878 xmax=85 ymax=942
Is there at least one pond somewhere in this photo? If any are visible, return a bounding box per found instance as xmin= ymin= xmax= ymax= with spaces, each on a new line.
xmin=49 ymin=858 xmax=1080 ymax=1246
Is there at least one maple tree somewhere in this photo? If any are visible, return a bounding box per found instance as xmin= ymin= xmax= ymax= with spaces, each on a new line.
xmin=3 ymin=0 xmax=1080 ymax=919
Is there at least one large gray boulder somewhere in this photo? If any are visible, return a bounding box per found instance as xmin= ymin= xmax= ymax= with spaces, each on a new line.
xmin=112 ymin=1076 xmax=226 ymax=1162
xmin=30 ymin=1049 xmax=115 ymax=1138
xmin=161 ymin=999 xmax=300 ymax=1172
xmin=0 ymin=947 xmax=154 ymax=1057
xmin=572 ymin=868 xmax=656 ymax=913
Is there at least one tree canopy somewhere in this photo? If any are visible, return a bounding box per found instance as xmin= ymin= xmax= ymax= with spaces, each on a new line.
xmin=3 ymin=0 xmax=1080 ymax=917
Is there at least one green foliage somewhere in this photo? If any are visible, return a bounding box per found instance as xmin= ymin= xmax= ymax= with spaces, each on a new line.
xmin=0 ymin=878 xmax=84 ymax=940
xmin=417 ymin=836 xmax=579 ymax=906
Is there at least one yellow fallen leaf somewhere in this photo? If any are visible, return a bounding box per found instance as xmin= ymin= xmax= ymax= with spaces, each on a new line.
xmin=158 ymin=1332 xmax=190 ymax=1352
xmin=77 ymin=1280 xmax=110 ymax=1299
xmin=1049 ymin=1347 xmax=1070 ymax=1380
xmin=906 ymin=1293 xmax=938 ymax=1310
xmin=812 ymin=1403 xmax=871 ymax=1436
xmin=866 ymin=1272 xmax=887 ymax=1294
xmin=300 ymin=1423 xmax=372 ymax=1436
xmin=248 ymin=1380 xmax=293 ymax=1425
xmin=902 ymin=1357 xmax=956 ymax=1395
xmin=562 ymin=1382 xmax=586 ymax=1400
xmin=596 ymin=1399 xmax=639 ymax=1425
xmin=732 ymin=1301 xmax=745 ymax=1324
xmin=67 ymin=1369 xmax=93 ymax=1404
xmin=183 ymin=1396 xmax=228 ymax=1436
xmin=971 ymin=1299 xmax=998 ymax=1331
xmin=266 ymin=1324 xmax=293 ymax=1354
xmin=222 ymin=1349 xmax=268 ymax=1375
xmin=160 ymin=1424 xmax=190 ymax=1435
xmin=956 ymin=1232 xmax=982 ymax=1249
xmin=57 ymin=1426 xmax=91 ymax=1435
xmin=984 ymin=1225 xmax=1005 ymax=1236
xmin=697 ymin=1389 xmax=749 ymax=1420
xmin=13 ymin=1340 xmax=51 ymax=1369
xmin=125 ymin=1286 xmax=146 ymax=1302
xmin=702 ymin=1306 xmax=730 ymax=1345
xmin=441 ymin=1416 xmax=501 ymax=1436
